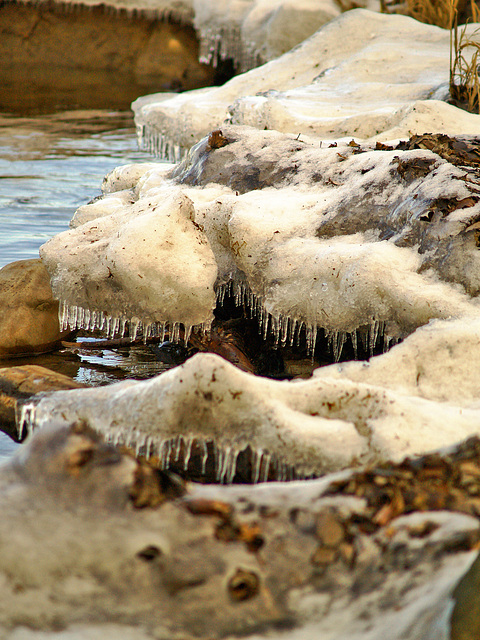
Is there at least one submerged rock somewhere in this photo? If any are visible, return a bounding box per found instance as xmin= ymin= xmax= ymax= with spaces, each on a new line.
xmin=0 ymin=260 xmax=72 ymax=357
xmin=0 ymin=421 xmax=478 ymax=639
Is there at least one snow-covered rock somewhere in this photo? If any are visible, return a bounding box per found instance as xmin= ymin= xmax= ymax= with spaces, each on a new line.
xmin=133 ymin=10 xmax=480 ymax=157
xmin=1 ymin=420 xmax=479 ymax=639
xmin=40 ymin=126 xmax=480 ymax=349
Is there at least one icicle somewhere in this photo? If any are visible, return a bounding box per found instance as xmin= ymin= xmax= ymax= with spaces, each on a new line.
xmin=68 ymin=305 xmax=78 ymax=329
xmin=215 ymin=446 xmax=226 ymax=483
xmin=172 ymin=436 xmax=180 ymax=463
xmin=135 ymin=434 xmax=147 ymax=458
xmin=225 ymin=449 xmax=240 ymax=484
xmin=289 ymin=318 xmax=298 ymax=347
xmin=60 ymin=301 xmax=68 ymax=331
xmin=280 ymin=315 xmax=289 ymax=347
xmin=198 ymin=26 xmax=248 ymax=71
xmin=137 ymin=125 xmax=187 ymax=162
xmin=200 ymin=439 xmax=209 ymax=475
xmin=216 ymin=281 xmax=232 ymax=307
xmin=217 ymin=446 xmax=238 ymax=484
xmin=83 ymin=308 xmax=91 ymax=330
xmin=351 ymin=330 xmax=358 ymax=360
xmin=145 ymin=436 xmax=153 ymax=460
xmin=369 ymin=320 xmax=383 ymax=356
xmin=136 ymin=124 xmax=145 ymax=150
xmin=295 ymin=321 xmax=304 ymax=347
xmin=261 ymin=454 xmax=271 ymax=483
xmin=270 ymin=316 xmax=279 ymax=347
xmin=333 ymin=331 xmax=346 ymax=362
xmin=306 ymin=324 xmax=318 ymax=356
xmin=183 ymin=438 xmax=193 ymax=472
xmin=383 ymin=333 xmax=399 ymax=353
xmin=252 ymin=451 xmax=263 ymax=484
xmin=16 ymin=401 xmax=37 ymax=440
xmin=128 ymin=318 xmax=138 ymax=340
xmin=200 ymin=319 xmax=212 ymax=337
xmin=183 ymin=324 xmax=192 ymax=346
xmin=171 ymin=322 xmax=181 ymax=344
xmin=76 ymin=306 xmax=84 ymax=329
xmin=105 ymin=316 xmax=112 ymax=338
xmin=262 ymin=311 xmax=270 ymax=341
xmin=107 ymin=316 xmax=113 ymax=338
xmin=160 ymin=440 xmax=172 ymax=470
xmin=112 ymin=431 xmax=122 ymax=448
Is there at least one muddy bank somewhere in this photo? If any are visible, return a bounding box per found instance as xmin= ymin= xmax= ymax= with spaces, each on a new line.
xmin=0 ymin=0 xmax=217 ymax=113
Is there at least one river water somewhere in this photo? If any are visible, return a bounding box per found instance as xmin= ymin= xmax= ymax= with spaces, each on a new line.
xmin=0 ymin=109 xmax=173 ymax=457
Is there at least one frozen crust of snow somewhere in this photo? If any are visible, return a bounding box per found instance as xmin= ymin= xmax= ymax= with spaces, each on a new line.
xmin=193 ymin=0 xmax=343 ymax=71
xmin=0 ymin=422 xmax=478 ymax=639
xmin=41 ymin=190 xmax=217 ymax=337
xmin=27 ymin=339 xmax=480 ymax=477
xmin=133 ymin=9 xmax=480 ymax=157
xmin=40 ymin=125 xmax=480 ymax=346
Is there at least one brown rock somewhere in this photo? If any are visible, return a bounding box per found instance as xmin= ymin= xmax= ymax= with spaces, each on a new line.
xmin=311 ymin=545 xmax=338 ymax=565
xmin=316 ymin=510 xmax=345 ymax=547
xmin=0 ymin=364 xmax=86 ymax=442
xmin=0 ymin=259 xmax=71 ymax=356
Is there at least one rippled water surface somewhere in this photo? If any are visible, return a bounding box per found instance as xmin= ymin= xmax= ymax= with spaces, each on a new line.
xmin=0 ymin=110 xmax=153 ymax=267
xmin=0 ymin=109 xmax=173 ymax=454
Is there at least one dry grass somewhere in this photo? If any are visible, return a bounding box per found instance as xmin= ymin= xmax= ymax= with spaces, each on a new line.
xmin=450 ymin=0 xmax=480 ymax=113
xmin=381 ymin=0 xmax=480 ymax=114
xmin=407 ymin=0 xmax=456 ymax=27
xmin=381 ymin=0 xmax=476 ymax=25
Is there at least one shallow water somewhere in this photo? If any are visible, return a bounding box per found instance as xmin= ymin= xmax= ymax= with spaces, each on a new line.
xmin=0 ymin=109 xmax=174 ymax=454
xmin=0 ymin=110 xmax=150 ymax=268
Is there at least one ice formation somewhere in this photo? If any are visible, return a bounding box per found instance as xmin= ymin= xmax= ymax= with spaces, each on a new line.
xmin=133 ymin=9 xmax=480 ymax=159
xmin=22 ymin=312 xmax=480 ymax=480
xmin=40 ymin=190 xmax=217 ymax=340
xmin=0 ymin=420 xmax=478 ymax=639
xmin=36 ymin=117 xmax=480 ymax=480
xmin=41 ymin=125 xmax=480 ymax=354
xmin=193 ymin=0 xmax=342 ymax=71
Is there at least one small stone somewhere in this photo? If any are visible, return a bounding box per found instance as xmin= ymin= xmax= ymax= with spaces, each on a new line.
xmin=311 ymin=545 xmax=337 ymax=565
xmin=227 ymin=568 xmax=260 ymax=602
xmin=316 ymin=510 xmax=345 ymax=547
xmin=338 ymin=542 xmax=355 ymax=566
